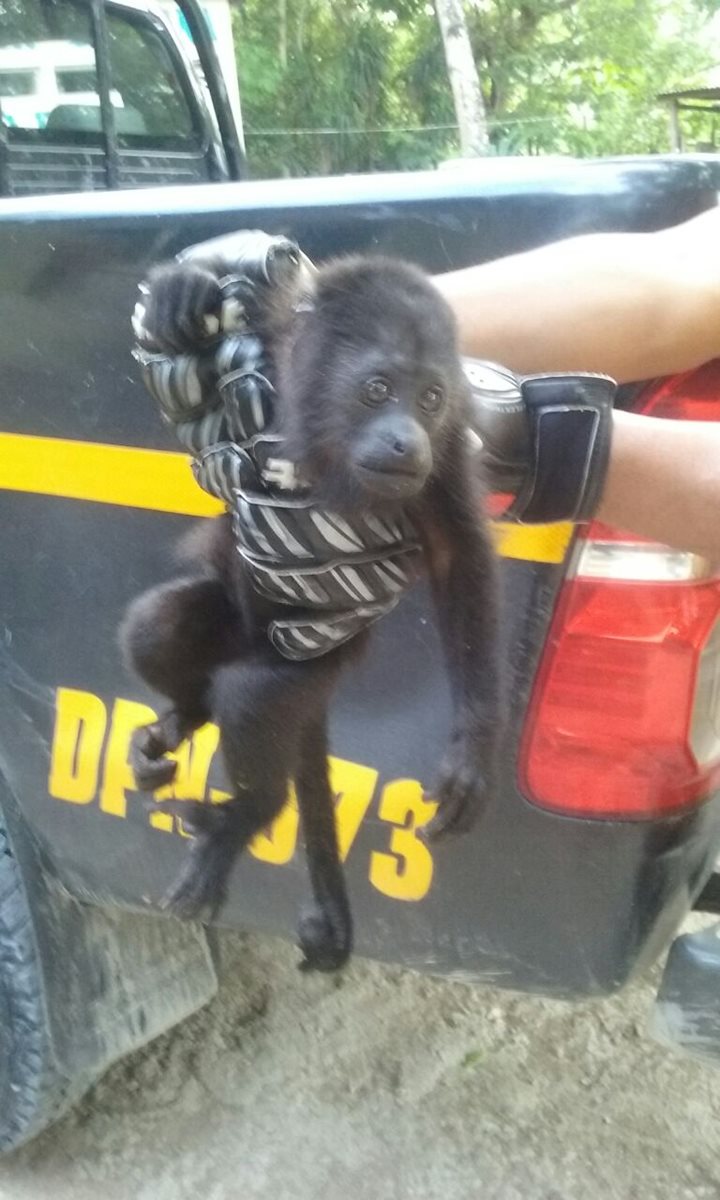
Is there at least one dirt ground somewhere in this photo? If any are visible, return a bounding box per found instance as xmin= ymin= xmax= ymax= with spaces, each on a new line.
xmin=2 ymin=924 xmax=720 ymax=1200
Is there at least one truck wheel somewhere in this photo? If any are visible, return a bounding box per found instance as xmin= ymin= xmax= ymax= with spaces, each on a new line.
xmin=0 ymin=825 xmax=81 ymax=1153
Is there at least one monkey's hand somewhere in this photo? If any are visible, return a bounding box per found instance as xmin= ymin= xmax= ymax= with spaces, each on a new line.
xmin=130 ymin=708 xmax=209 ymax=792
xmin=464 ymin=359 xmax=616 ymax=523
xmin=131 ymin=724 xmax=179 ymax=791
xmin=424 ymin=732 xmax=496 ymax=840
xmin=134 ymin=262 xmax=224 ymax=354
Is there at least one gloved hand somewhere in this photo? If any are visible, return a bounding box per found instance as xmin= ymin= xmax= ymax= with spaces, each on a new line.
xmin=132 ymin=229 xmax=316 ymax=354
xmin=131 ymin=231 xmax=316 ymax=503
xmin=463 ymin=359 xmax=616 ymax=524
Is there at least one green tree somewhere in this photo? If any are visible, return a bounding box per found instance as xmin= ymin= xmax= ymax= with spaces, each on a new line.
xmin=232 ymin=0 xmax=718 ymax=177
xmin=466 ymin=0 xmax=713 ymax=155
xmin=234 ymin=2 xmax=407 ymax=176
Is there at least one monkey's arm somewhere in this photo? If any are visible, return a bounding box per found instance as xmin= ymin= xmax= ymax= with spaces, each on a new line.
xmin=121 ymin=565 xmax=245 ymax=792
xmin=417 ymin=453 xmax=501 ymax=839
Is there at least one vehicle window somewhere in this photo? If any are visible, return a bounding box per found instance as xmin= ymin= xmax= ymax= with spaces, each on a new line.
xmin=0 ymin=0 xmax=200 ymax=150
xmin=0 ymin=69 xmax=36 ymax=96
xmin=106 ymin=9 xmax=199 ymax=147
xmin=56 ymin=67 xmax=96 ymax=94
xmin=0 ymin=0 xmax=95 ymax=137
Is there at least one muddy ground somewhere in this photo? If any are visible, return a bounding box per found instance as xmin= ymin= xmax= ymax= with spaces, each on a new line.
xmin=1 ymin=924 xmax=720 ymax=1200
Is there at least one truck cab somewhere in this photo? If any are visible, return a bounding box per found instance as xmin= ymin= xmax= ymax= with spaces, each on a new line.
xmin=0 ymin=0 xmax=245 ymax=196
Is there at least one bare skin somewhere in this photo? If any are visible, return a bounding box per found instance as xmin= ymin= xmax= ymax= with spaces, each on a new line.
xmin=436 ymin=209 xmax=720 ymax=559
xmin=437 ymin=208 xmax=720 ymax=382
xmin=595 ymin=411 xmax=720 ymax=561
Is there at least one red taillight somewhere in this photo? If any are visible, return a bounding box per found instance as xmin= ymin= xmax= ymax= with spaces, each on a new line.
xmin=520 ymin=362 xmax=720 ymax=820
xmin=637 ymin=361 xmax=720 ymax=423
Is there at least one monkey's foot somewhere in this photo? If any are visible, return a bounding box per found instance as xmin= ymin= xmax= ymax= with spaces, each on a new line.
xmin=160 ymin=870 xmax=224 ymax=921
xmin=297 ymin=901 xmax=352 ymax=972
xmin=131 ymin=723 xmax=179 ymax=791
xmin=158 ymin=801 xmax=235 ymax=921
xmin=423 ymin=748 xmax=493 ymax=841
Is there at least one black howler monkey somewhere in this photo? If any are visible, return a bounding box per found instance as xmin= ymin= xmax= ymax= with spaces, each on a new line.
xmin=122 ymin=248 xmax=500 ymax=971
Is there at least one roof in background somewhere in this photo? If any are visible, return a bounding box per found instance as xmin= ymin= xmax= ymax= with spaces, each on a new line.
xmin=657 ymin=85 xmax=720 ymax=101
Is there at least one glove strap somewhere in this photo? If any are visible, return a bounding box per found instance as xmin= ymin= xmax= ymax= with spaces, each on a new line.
xmin=507 ymin=373 xmax=616 ymax=523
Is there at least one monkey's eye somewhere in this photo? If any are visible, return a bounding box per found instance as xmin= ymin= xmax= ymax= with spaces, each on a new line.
xmin=419 ymin=385 xmax=444 ymax=413
xmin=363 ymin=377 xmax=392 ymax=406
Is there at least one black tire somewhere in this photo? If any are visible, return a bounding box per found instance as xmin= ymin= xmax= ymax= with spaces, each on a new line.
xmin=0 ymin=824 xmax=81 ymax=1153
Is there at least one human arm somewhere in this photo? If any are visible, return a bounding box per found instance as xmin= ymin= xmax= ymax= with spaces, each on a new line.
xmin=471 ymin=370 xmax=720 ymax=561
xmin=135 ymin=222 xmax=720 ymax=559
xmin=453 ymin=209 xmax=720 ymax=558
xmin=436 ymin=208 xmax=720 ymax=383
xmin=596 ymin=411 xmax=720 ymax=560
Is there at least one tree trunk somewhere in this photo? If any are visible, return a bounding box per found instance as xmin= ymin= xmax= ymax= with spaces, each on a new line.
xmin=279 ymin=0 xmax=288 ymax=69
xmin=434 ymin=0 xmax=490 ymax=156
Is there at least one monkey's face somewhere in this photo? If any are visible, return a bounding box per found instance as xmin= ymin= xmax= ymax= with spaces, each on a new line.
xmin=281 ymin=258 xmax=465 ymax=511
xmin=296 ymin=342 xmax=458 ymax=510
xmin=345 ymin=365 xmax=444 ymax=501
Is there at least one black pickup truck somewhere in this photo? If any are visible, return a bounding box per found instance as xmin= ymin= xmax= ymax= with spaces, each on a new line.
xmin=2 ymin=0 xmax=720 ymax=1153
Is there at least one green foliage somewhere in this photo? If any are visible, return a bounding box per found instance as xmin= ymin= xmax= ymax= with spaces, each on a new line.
xmin=232 ymin=0 xmax=719 ymax=177
xmin=468 ymin=0 xmax=714 ymax=156
xmin=234 ymin=0 xmax=458 ymax=176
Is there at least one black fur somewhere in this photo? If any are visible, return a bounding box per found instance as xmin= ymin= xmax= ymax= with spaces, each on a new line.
xmin=122 ymin=255 xmax=499 ymax=969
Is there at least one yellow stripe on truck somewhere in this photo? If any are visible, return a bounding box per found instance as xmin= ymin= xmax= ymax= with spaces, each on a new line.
xmin=0 ymin=431 xmax=222 ymax=517
xmin=493 ymin=518 xmax=573 ymax=564
xmin=0 ymin=432 xmax=574 ymax=564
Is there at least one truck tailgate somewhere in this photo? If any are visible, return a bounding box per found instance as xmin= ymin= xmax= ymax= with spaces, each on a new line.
xmin=2 ymin=158 xmax=720 ymax=997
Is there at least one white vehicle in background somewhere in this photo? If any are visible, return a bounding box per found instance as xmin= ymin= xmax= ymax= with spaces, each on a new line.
xmin=0 ymin=0 xmax=245 ymax=193
xmin=0 ymin=40 xmax=122 ymax=130
xmin=0 ymin=0 xmax=243 ymax=165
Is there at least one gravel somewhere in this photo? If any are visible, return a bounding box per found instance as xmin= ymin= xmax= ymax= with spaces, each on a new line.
xmin=2 ymin=924 xmax=720 ymax=1200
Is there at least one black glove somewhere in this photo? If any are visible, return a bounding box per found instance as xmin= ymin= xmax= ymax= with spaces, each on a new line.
xmin=132 ymin=230 xmax=316 ymax=354
xmin=131 ymin=231 xmax=317 ymax=504
xmin=464 ymin=359 xmax=616 ymax=524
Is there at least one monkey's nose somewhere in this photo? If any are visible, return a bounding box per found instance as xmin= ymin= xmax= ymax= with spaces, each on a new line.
xmin=371 ymin=419 xmax=432 ymax=476
xmin=388 ymin=435 xmax=427 ymax=470
xmin=383 ymin=429 xmax=417 ymax=457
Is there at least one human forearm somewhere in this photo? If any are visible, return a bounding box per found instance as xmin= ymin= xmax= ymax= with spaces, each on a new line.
xmin=437 ymin=210 xmax=720 ymax=383
xmin=467 ymin=365 xmax=720 ymax=560
xmin=597 ymin=411 xmax=720 ymax=560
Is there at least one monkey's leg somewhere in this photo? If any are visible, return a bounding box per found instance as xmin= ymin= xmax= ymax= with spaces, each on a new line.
xmin=426 ymin=527 xmax=500 ymax=838
xmin=161 ymin=650 xmax=345 ymax=922
xmin=120 ymin=576 xmax=244 ymax=790
xmin=419 ymin=469 xmax=501 ymax=840
xmin=294 ymin=715 xmax=352 ymax=972
xmin=158 ymin=788 xmax=285 ymax=921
